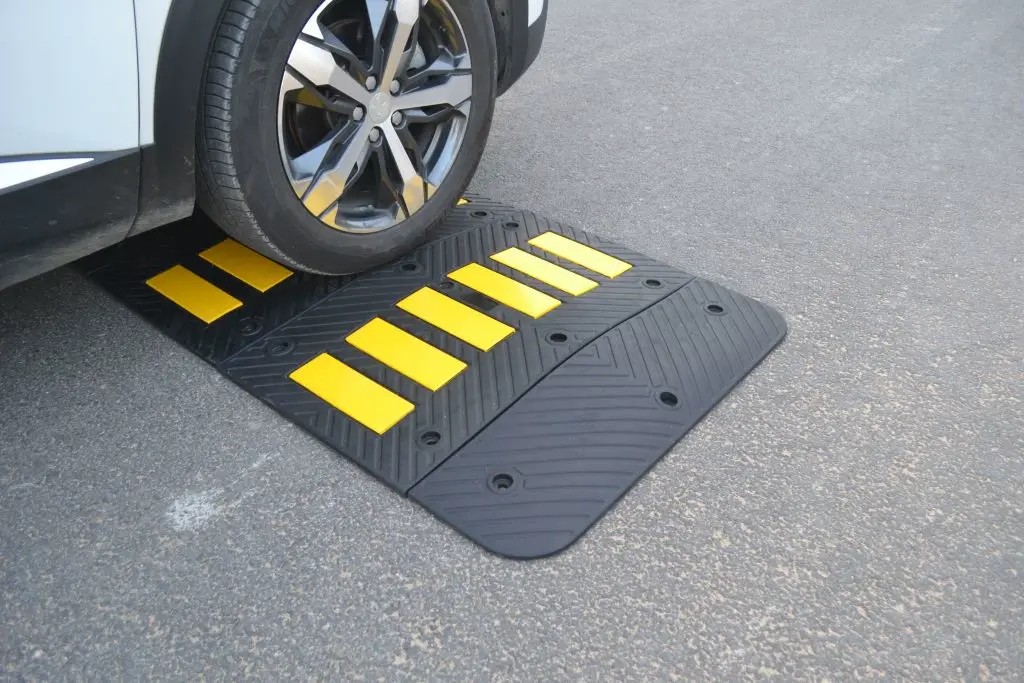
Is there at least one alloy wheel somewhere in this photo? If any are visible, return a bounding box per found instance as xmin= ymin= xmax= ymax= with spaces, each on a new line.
xmin=278 ymin=0 xmax=473 ymax=233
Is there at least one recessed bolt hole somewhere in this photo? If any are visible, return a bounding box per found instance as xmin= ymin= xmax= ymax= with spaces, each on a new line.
xmin=420 ymin=430 xmax=441 ymax=447
xmin=705 ymin=303 xmax=725 ymax=315
xmin=267 ymin=340 xmax=295 ymax=357
xmin=400 ymin=262 xmax=421 ymax=273
xmin=643 ymin=278 xmax=664 ymax=289
xmin=437 ymin=280 xmax=454 ymax=290
xmin=503 ymin=221 xmax=520 ymax=230
xmin=547 ymin=331 xmax=568 ymax=344
xmin=471 ymin=210 xmax=490 ymax=219
xmin=239 ymin=317 xmax=263 ymax=336
xmin=658 ymin=391 xmax=679 ymax=408
xmin=491 ymin=473 xmax=514 ymax=491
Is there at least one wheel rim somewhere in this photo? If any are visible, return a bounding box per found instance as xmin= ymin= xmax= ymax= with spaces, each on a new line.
xmin=277 ymin=0 xmax=473 ymax=234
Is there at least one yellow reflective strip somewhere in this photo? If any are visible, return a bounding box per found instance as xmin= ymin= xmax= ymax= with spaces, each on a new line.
xmin=289 ymin=353 xmax=414 ymax=435
xmin=457 ymin=197 xmax=470 ymax=206
xmin=347 ymin=318 xmax=467 ymax=391
xmin=146 ymin=265 xmax=242 ymax=323
xmin=198 ymin=239 xmax=293 ymax=292
xmin=490 ymin=247 xmax=598 ymax=296
xmin=448 ymin=263 xmax=561 ymax=319
xmin=397 ymin=287 xmax=514 ymax=351
xmin=528 ymin=232 xmax=633 ymax=278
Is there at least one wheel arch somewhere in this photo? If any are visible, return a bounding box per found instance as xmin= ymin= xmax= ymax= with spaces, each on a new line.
xmin=131 ymin=0 xmax=233 ymax=236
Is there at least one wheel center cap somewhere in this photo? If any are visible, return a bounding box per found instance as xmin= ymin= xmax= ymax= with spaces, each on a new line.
xmin=368 ymin=92 xmax=392 ymax=124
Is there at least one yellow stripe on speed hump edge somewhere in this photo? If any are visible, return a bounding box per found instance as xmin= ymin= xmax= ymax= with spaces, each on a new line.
xmin=199 ymin=239 xmax=293 ymax=292
xmin=397 ymin=287 xmax=515 ymax=351
xmin=490 ymin=247 xmax=598 ymax=296
xmin=347 ymin=318 xmax=467 ymax=391
xmin=528 ymin=232 xmax=633 ymax=278
xmin=448 ymin=263 xmax=561 ymax=319
xmin=289 ymin=353 xmax=414 ymax=434
xmin=146 ymin=265 xmax=243 ymax=324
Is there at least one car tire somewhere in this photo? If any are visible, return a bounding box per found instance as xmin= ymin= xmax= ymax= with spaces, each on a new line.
xmin=196 ymin=0 xmax=497 ymax=274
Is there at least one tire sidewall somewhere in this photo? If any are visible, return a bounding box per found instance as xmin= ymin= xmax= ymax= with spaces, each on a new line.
xmin=228 ymin=0 xmax=497 ymax=273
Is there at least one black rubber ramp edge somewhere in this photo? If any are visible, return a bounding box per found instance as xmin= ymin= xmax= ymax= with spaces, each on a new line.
xmin=411 ymin=278 xmax=786 ymax=558
xmin=78 ymin=196 xmax=786 ymax=559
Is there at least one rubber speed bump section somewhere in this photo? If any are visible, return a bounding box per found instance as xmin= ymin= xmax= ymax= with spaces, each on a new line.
xmin=490 ymin=248 xmax=598 ymax=296
xmin=145 ymin=265 xmax=242 ymax=323
xmin=199 ymin=239 xmax=293 ymax=292
xmin=289 ymin=353 xmax=414 ymax=435
xmin=347 ymin=318 xmax=467 ymax=391
xmin=448 ymin=263 xmax=561 ymax=318
xmin=397 ymin=287 xmax=515 ymax=351
xmin=411 ymin=278 xmax=787 ymax=559
xmin=529 ymin=232 xmax=633 ymax=278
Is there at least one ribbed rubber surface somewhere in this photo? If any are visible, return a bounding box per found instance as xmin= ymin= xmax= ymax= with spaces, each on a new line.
xmin=410 ymin=278 xmax=787 ymax=558
xmin=218 ymin=214 xmax=690 ymax=492
xmin=79 ymin=197 xmax=786 ymax=559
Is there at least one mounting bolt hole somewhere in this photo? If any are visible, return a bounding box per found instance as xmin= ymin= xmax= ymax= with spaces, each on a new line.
xmin=471 ymin=210 xmax=490 ymax=219
xmin=437 ymin=280 xmax=454 ymax=290
xmin=503 ymin=221 xmax=521 ymax=230
xmin=546 ymin=331 xmax=569 ymax=344
xmin=643 ymin=278 xmax=664 ymax=289
xmin=400 ymin=262 xmax=421 ymax=273
xmin=658 ymin=391 xmax=679 ymax=408
xmin=239 ymin=317 xmax=263 ymax=336
xmin=490 ymin=473 xmax=515 ymax=491
xmin=419 ymin=430 xmax=441 ymax=447
xmin=704 ymin=303 xmax=726 ymax=315
xmin=267 ymin=340 xmax=296 ymax=357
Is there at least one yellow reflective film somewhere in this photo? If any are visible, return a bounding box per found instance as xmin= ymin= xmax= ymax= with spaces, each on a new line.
xmin=490 ymin=247 xmax=598 ymax=296
xmin=447 ymin=263 xmax=561 ymax=319
xmin=396 ymin=287 xmax=515 ymax=351
xmin=199 ymin=239 xmax=293 ymax=292
xmin=146 ymin=265 xmax=242 ymax=324
xmin=528 ymin=232 xmax=633 ymax=278
xmin=289 ymin=353 xmax=414 ymax=435
xmin=347 ymin=318 xmax=467 ymax=391
xmin=457 ymin=197 xmax=470 ymax=206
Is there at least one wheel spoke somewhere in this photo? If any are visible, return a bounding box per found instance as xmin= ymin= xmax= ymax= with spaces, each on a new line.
xmin=381 ymin=122 xmax=433 ymax=214
xmin=296 ymin=121 xmax=374 ymax=216
xmin=283 ymin=67 xmax=358 ymax=115
xmin=301 ymin=13 xmax=370 ymax=82
xmin=401 ymin=49 xmax=466 ymax=90
xmin=288 ymin=36 xmax=371 ymax=106
xmin=396 ymin=125 xmax=427 ymax=174
xmin=377 ymin=0 xmax=419 ymax=92
xmin=403 ymin=107 xmax=458 ymax=125
xmin=372 ymin=146 xmax=410 ymax=219
xmin=394 ymin=73 xmax=472 ymax=110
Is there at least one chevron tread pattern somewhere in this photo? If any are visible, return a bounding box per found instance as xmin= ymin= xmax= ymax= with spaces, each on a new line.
xmin=410 ymin=278 xmax=787 ymax=558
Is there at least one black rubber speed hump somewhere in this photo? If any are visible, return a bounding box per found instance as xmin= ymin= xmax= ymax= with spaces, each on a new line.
xmin=79 ymin=196 xmax=786 ymax=559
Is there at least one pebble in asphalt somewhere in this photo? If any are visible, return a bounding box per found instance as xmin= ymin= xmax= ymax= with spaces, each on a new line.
xmin=2 ymin=0 xmax=1022 ymax=679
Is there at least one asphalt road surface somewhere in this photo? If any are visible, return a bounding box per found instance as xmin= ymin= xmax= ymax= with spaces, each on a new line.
xmin=3 ymin=0 xmax=1022 ymax=679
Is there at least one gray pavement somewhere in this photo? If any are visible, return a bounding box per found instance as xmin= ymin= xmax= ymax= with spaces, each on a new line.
xmin=2 ymin=0 xmax=1023 ymax=679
